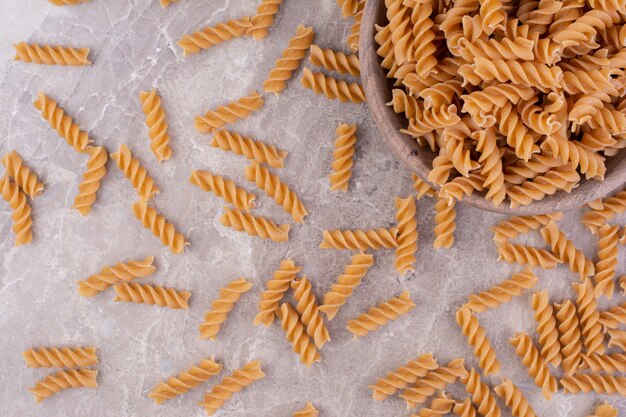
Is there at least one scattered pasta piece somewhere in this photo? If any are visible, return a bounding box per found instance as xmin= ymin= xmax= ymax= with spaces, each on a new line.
xmin=346 ymin=0 xmax=364 ymax=52
xmin=23 ymin=346 xmax=98 ymax=368
xmin=195 ymin=91 xmax=264 ymax=132
xmin=461 ymin=368 xmax=501 ymax=417
xmin=29 ymin=369 xmax=97 ymax=403
xmin=412 ymin=174 xmax=435 ymax=199
xmin=455 ymin=305 xmax=500 ymax=376
xmin=76 ymin=256 xmax=156 ymax=297
xmin=320 ymin=252 xmax=374 ymax=320
xmin=279 ymin=302 xmax=321 ymax=367
xmin=336 ymin=0 xmax=359 ymax=17
xmin=509 ymin=332 xmax=558 ymax=400
xmin=394 ymin=196 xmax=418 ymax=275
xmin=0 ymin=176 xmax=33 ymax=246
xmin=494 ymin=379 xmax=537 ymax=417
xmin=346 ymin=291 xmax=415 ymax=338
xmin=540 ymin=220 xmax=595 ymax=279
xmin=190 ymin=170 xmax=256 ymax=212
xmin=199 ymin=277 xmax=253 ymax=341
xmin=178 ymin=16 xmax=252 ymax=56
xmin=211 ymin=130 xmax=287 ymax=168
xmin=531 ymin=289 xmax=562 ymax=367
xmin=114 ymin=282 xmax=191 ymax=309
xmin=554 ymin=300 xmax=583 ymax=376
xmin=254 ymin=259 xmax=302 ymax=326
xmin=400 ymin=358 xmax=467 ymax=409
xmin=594 ymin=223 xmax=620 ymax=299
xmin=34 ymin=92 xmax=91 ymax=153
xmin=72 ymin=145 xmax=108 ymax=216
xmin=466 ymin=267 xmax=538 ymax=313
xmin=581 ymin=353 xmax=626 ymax=374
xmin=599 ymin=301 xmax=626 ymax=330
xmin=1 ymin=150 xmax=44 ymax=199
xmin=433 ymin=197 xmax=456 ymax=249
xmin=301 ymin=68 xmax=365 ymax=103
xmin=293 ymin=401 xmax=319 ymax=417
xmin=309 ymin=44 xmax=360 ymax=76
xmin=199 ymin=360 xmax=265 ymax=415
xmin=149 ymin=357 xmax=221 ymax=405
xmin=247 ymin=0 xmax=283 ymax=40
xmin=414 ymin=392 xmax=454 ymax=416
xmin=574 ymin=278 xmax=605 ymax=355
xmin=583 ymin=189 xmax=626 ymax=232
xmin=139 ymin=89 xmax=173 ymax=162
xmin=110 ymin=144 xmax=160 ymax=201
xmin=132 ymin=199 xmax=189 ymax=254
xmin=320 ymin=227 xmax=399 ymax=250
xmin=263 ymin=24 xmax=315 ymax=94
xmin=586 ymin=403 xmax=618 ymax=417
xmin=291 ymin=277 xmax=331 ymax=349
xmin=560 ymin=374 xmax=626 ymax=395
xmin=14 ymin=42 xmax=90 ymax=66
xmin=496 ymin=242 xmax=561 ymax=270
xmin=220 ymin=206 xmax=290 ymax=242
xmin=330 ymin=123 xmax=357 ymax=192
xmin=244 ymin=161 xmax=308 ymax=222
xmin=368 ymin=353 xmax=438 ymax=401
xmin=490 ymin=212 xmax=563 ymax=243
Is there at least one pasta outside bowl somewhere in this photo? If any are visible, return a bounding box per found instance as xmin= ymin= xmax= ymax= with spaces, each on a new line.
xmin=358 ymin=0 xmax=626 ymax=215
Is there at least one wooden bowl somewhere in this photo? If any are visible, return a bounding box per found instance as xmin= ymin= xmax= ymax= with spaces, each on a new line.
xmin=359 ymin=0 xmax=626 ymax=214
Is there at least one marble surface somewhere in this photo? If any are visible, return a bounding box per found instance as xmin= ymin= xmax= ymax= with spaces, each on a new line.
xmin=0 ymin=1 xmax=625 ymax=416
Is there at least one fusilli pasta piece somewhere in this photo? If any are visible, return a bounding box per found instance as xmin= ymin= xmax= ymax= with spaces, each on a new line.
xmin=456 ymin=305 xmax=501 ymax=376
xmin=472 ymin=58 xmax=563 ymax=92
xmin=479 ymin=0 xmax=507 ymax=34
xmin=412 ymin=174 xmax=435 ymax=199
xmin=309 ymin=44 xmax=360 ymax=76
xmin=34 ymin=92 xmax=91 ymax=153
xmin=263 ymin=25 xmax=315 ymax=94
xmin=294 ymin=402 xmax=319 ymax=417
xmin=247 ymin=0 xmax=283 ymax=40
xmin=540 ymin=220 xmax=595 ymax=279
xmin=149 ymin=358 xmax=222 ymax=404
xmin=583 ymin=189 xmax=626 ymax=231
xmin=560 ymin=374 xmax=626 ymax=395
xmin=466 ymin=267 xmax=538 ymax=313
xmin=220 ymin=206 xmax=290 ymax=242
xmin=330 ymin=123 xmax=357 ymax=192
xmin=400 ymin=358 xmax=468 ymax=408
xmin=394 ymin=196 xmax=417 ymax=275
xmin=337 ymin=0 xmax=359 ymax=17
xmin=199 ymin=360 xmax=265 ymax=415
xmin=346 ymin=291 xmax=415 ymax=338
xmin=599 ymin=301 xmax=626 ymax=329
xmin=254 ymin=259 xmax=302 ymax=326
xmin=475 ymin=128 xmax=506 ymax=205
xmin=23 ymin=346 xmax=98 ymax=368
xmin=139 ymin=89 xmax=172 ymax=162
xmin=73 ymin=145 xmax=108 ymax=216
xmin=199 ymin=277 xmax=253 ymax=340
xmin=76 ymin=256 xmax=156 ymax=297
xmin=494 ymin=379 xmax=538 ymax=417
xmin=433 ymin=196 xmax=456 ymax=249
xmin=490 ymin=212 xmax=563 ymax=243
xmin=509 ymin=332 xmax=558 ymax=399
xmin=368 ymin=353 xmax=438 ymax=401
xmin=555 ymin=299 xmax=583 ymax=375
xmin=195 ymin=91 xmax=264 ymax=132
xmin=279 ymin=303 xmax=321 ymax=367
xmin=346 ymin=0 xmax=364 ymax=52
xmin=110 ymin=144 xmax=159 ymax=201
xmin=1 ymin=150 xmax=44 ymax=199
xmin=300 ymin=68 xmax=366 ymax=103
xmin=453 ymin=398 xmax=478 ymax=417
xmin=320 ymin=228 xmax=399 ymax=250
xmin=496 ymin=242 xmax=561 ymax=269
xmin=190 ymin=170 xmax=256 ymax=212
xmin=29 ymin=369 xmax=97 ymax=403
xmin=574 ymin=278 xmax=606 ymax=354
xmin=0 ymin=177 xmax=33 ymax=246
xmin=594 ymin=223 xmax=620 ymax=299
xmin=438 ymin=173 xmax=486 ymax=205
xmin=461 ymin=368 xmax=501 ymax=417
xmin=132 ymin=199 xmax=189 ymax=254
xmin=414 ymin=392 xmax=455 ymax=416
xmin=211 ymin=129 xmax=287 ymax=168
xmin=581 ymin=353 xmax=626 ymax=374
xmin=508 ymin=166 xmax=580 ymax=208
xmin=290 ymin=277 xmax=331 ymax=349
xmin=178 ymin=16 xmax=252 ymax=56
xmin=14 ymin=42 xmax=90 ymax=66
xmin=586 ymin=403 xmax=619 ymax=417
xmin=114 ymin=282 xmax=190 ymax=309
xmin=531 ymin=289 xmax=562 ymax=367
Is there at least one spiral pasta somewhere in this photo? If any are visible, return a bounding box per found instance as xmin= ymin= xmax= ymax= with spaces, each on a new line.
xmin=220 ymin=206 xmax=290 ymax=242
xmin=490 ymin=212 xmax=563 ymax=243
xmin=368 ymin=353 xmax=438 ymax=401
xmin=433 ymin=197 xmax=456 ymax=249
xmin=195 ymin=91 xmax=265 ymax=132
xmin=263 ymin=25 xmax=315 ymax=94
xmin=73 ymin=146 xmax=108 ymax=216
xmin=599 ymin=301 xmax=626 ymax=329
xmin=320 ymin=228 xmax=397 ymax=251
xmin=474 ymin=128 xmax=506 ymax=205
xmin=494 ymin=379 xmax=538 ymax=417
xmin=110 ymin=144 xmax=160 ymax=201
xmin=29 ymin=369 xmax=97 ymax=403
xmin=279 ymin=303 xmax=321 ymax=367
xmin=0 ymin=177 xmax=33 ymax=246
xmin=574 ymin=278 xmax=606 ymax=355
xmin=14 ymin=42 xmax=90 ymax=66
xmin=594 ymin=223 xmax=620 ymax=299
xmin=346 ymin=0 xmax=364 ymax=52
xmin=583 ymin=189 xmax=626 ymax=231
xmin=34 ymin=92 xmax=91 ymax=153
xmin=346 ymin=291 xmax=415 ymax=338
xmin=244 ymin=161 xmax=307 ymax=222
xmin=455 ymin=304 xmax=500 ymax=376
xmin=247 ymin=0 xmax=283 ymax=40
xmin=415 ymin=392 xmax=455 ymax=417
xmin=509 ymin=332 xmax=558 ymax=399
xmin=132 ymin=199 xmax=189 ymax=254
xmin=531 ymin=289 xmax=562 ymax=367
xmin=309 ymin=44 xmax=360 ymax=76
xmin=199 ymin=360 xmax=265 ymax=415
xmin=114 ymin=282 xmax=191 ymax=309
xmin=190 ymin=170 xmax=256 ymax=212
xmin=294 ymin=402 xmax=319 ymax=417
xmin=211 ymin=130 xmax=287 ymax=168
xmin=453 ymin=398 xmax=479 ymax=417
xmin=555 ymin=300 xmax=583 ymax=375
xmin=438 ymin=173 xmax=486 ymax=205
xmin=1 ymin=150 xmax=44 ymax=199
xmin=586 ymin=403 xmax=619 ymax=417
xmin=139 ymin=89 xmax=172 ymax=162
xmin=23 ymin=346 xmax=98 ymax=368
xmin=330 ymin=123 xmax=357 ymax=192
xmin=254 ymin=259 xmax=302 ymax=326
xmin=149 ymin=358 xmax=222 ymax=404
xmin=508 ymin=167 xmax=580 ymax=208
xmin=200 ymin=277 xmax=253 ymax=340
xmin=290 ymin=277 xmax=331 ymax=349
xmin=496 ymin=242 xmax=561 ymax=269
xmin=394 ymin=196 xmax=417 ymax=275
xmin=400 ymin=358 xmax=468 ymax=408
xmin=178 ymin=16 xmax=251 ymax=56
xmin=560 ymin=374 xmax=626 ymax=395
xmin=76 ymin=256 xmax=156 ymax=297
xmin=412 ymin=174 xmax=435 ymax=199
xmin=540 ymin=220 xmax=595 ymax=279
xmin=460 ymin=368 xmax=501 ymax=417
xmin=581 ymin=353 xmax=626 ymax=374
xmin=466 ymin=267 xmax=538 ymax=313
xmin=301 ymin=68 xmax=365 ymax=103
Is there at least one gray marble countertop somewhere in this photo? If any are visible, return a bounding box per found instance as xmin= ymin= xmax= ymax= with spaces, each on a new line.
xmin=0 ymin=1 xmax=625 ymax=416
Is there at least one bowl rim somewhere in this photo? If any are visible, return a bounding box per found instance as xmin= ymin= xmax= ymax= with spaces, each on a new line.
xmin=358 ymin=0 xmax=626 ymax=215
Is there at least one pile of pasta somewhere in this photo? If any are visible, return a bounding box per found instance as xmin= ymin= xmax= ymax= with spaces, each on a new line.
xmin=377 ymin=0 xmax=626 ymax=208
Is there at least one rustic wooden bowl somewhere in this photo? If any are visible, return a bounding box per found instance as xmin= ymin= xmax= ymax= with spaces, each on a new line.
xmin=359 ymin=0 xmax=626 ymax=214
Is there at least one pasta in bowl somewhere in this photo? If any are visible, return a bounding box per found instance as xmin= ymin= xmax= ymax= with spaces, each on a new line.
xmin=359 ymin=0 xmax=626 ymax=214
